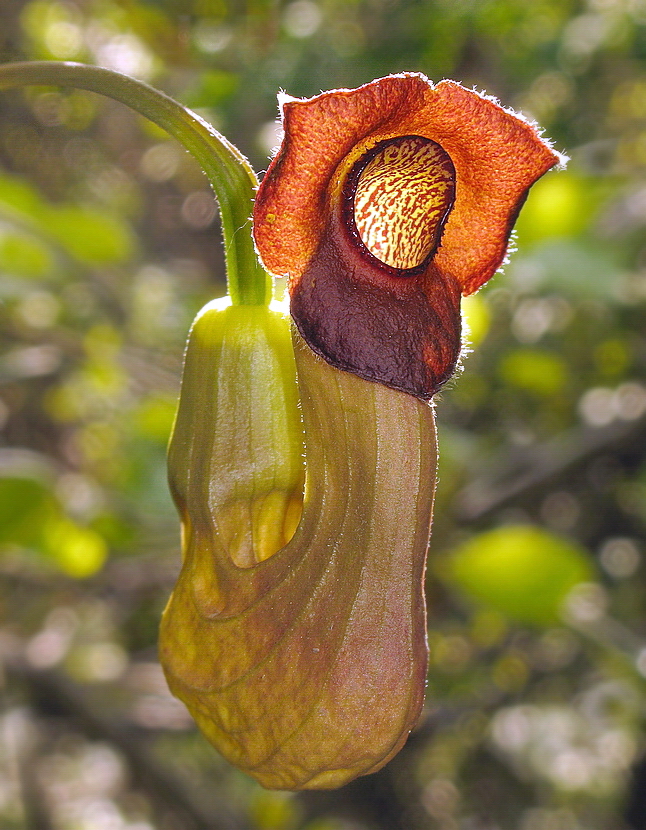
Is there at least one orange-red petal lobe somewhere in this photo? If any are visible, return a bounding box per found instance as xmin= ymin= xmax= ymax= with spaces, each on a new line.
xmin=253 ymin=73 xmax=563 ymax=399
xmin=417 ymin=80 xmax=563 ymax=295
xmin=255 ymin=75 xmax=433 ymax=281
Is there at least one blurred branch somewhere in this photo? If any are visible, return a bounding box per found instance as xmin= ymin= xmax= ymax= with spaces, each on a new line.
xmin=455 ymin=412 xmax=646 ymax=521
xmin=7 ymin=662 xmax=245 ymax=830
xmin=18 ymin=737 xmax=56 ymax=830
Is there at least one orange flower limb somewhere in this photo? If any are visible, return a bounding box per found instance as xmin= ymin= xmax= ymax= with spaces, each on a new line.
xmin=254 ymin=73 xmax=565 ymax=399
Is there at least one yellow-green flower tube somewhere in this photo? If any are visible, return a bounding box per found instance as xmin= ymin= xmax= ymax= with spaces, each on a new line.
xmin=160 ymin=303 xmax=437 ymax=790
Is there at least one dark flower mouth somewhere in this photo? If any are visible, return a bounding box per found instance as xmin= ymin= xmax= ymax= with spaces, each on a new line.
xmin=344 ymin=135 xmax=456 ymax=275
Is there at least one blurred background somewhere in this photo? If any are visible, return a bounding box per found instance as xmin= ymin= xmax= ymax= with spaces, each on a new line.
xmin=1 ymin=0 xmax=646 ymax=828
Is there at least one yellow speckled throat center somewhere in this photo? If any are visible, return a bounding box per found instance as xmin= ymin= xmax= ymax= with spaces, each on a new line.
xmin=350 ymin=135 xmax=456 ymax=271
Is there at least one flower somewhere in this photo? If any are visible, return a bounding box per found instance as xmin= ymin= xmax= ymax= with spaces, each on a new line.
xmin=0 ymin=62 xmax=565 ymax=793
xmin=159 ymin=73 xmax=565 ymax=792
xmin=254 ymin=73 xmax=564 ymax=399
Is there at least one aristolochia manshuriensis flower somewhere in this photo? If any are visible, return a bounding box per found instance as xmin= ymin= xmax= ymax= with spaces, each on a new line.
xmin=160 ymin=74 xmax=563 ymax=790
xmin=0 ymin=62 xmax=563 ymax=792
xmin=254 ymin=73 xmax=564 ymax=399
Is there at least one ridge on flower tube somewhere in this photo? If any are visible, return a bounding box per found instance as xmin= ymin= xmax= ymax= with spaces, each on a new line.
xmin=254 ymin=73 xmax=565 ymax=399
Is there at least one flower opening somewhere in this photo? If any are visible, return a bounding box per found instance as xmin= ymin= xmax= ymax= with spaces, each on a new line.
xmin=348 ymin=135 xmax=455 ymax=271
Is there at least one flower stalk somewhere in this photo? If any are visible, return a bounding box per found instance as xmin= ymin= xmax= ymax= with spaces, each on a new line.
xmin=0 ymin=61 xmax=270 ymax=305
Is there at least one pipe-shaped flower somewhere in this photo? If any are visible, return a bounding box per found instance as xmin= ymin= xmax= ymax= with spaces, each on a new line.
xmin=0 ymin=62 xmax=565 ymax=793
xmin=254 ymin=73 xmax=564 ymax=399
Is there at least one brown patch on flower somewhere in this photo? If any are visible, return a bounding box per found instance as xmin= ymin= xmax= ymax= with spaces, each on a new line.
xmin=254 ymin=73 xmax=563 ymax=399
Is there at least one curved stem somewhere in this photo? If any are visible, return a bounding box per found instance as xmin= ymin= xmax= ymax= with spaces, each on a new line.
xmin=0 ymin=61 xmax=271 ymax=306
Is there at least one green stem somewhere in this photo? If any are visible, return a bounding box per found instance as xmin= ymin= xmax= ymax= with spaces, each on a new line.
xmin=0 ymin=61 xmax=271 ymax=306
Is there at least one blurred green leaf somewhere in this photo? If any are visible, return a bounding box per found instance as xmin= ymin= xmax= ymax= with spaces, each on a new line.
xmin=509 ymin=238 xmax=627 ymax=298
xmin=42 ymin=514 xmax=107 ymax=577
xmin=514 ymin=172 xmax=607 ymax=247
xmin=0 ymin=476 xmax=54 ymax=546
xmin=184 ymin=69 xmax=240 ymax=108
xmin=440 ymin=525 xmax=596 ymax=626
xmin=498 ymin=349 xmax=568 ymax=397
xmin=0 ymin=173 xmax=45 ymax=215
xmin=462 ymin=293 xmax=490 ymax=347
xmin=0 ymin=228 xmax=54 ymax=277
xmin=0 ymin=173 xmax=134 ymax=265
xmin=0 ymin=475 xmax=107 ymax=577
xmin=45 ymin=206 xmax=134 ymax=265
xmin=133 ymin=393 xmax=178 ymax=443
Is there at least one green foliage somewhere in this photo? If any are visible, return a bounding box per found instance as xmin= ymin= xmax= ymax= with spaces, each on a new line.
xmin=0 ymin=474 xmax=107 ymax=576
xmin=0 ymin=172 xmax=134 ymax=266
xmin=441 ymin=524 xmax=595 ymax=626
